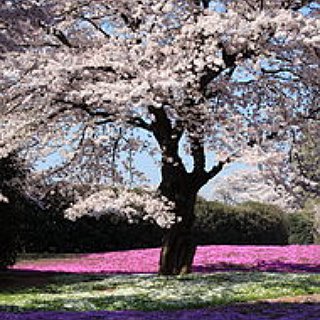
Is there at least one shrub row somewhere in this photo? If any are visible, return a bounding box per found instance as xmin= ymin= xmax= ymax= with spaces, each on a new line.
xmin=19 ymin=198 xmax=292 ymax=253
xmin=1 ymin=193 xmax=316 ymax=269
xmin=0 ymin=152 xmax=30 ymax=269
xmin=0 ymin=202 xmax=19 ymax=269
xmin=193 ymin=199 xmax=289 ymax=245
xmin=19 ymin=212 xmax=164 ymax=254
xmin=287 ymin=211 xmax=314 ymax=244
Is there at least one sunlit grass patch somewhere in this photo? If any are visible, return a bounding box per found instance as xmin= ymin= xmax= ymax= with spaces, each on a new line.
xmin=1 ymin=272 xmax=320 ymax=312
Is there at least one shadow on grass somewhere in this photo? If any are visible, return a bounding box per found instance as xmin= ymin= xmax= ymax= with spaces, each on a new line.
xmin=1 ymin=270 xmax=320 ymax=314
xmin=0 ymin=270 xmax=107 ymax=292
xmin=193 ymin=261 xmax=320 ymax=273
xmin=0 ymin=302 xmax=320 ymax=319
xmin=1 ymin=266 xmax=320 ymax=293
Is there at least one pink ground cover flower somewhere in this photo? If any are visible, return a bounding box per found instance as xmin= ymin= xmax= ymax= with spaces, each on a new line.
xmin=12 ymin=245 xmax=320 ymax=274
xmin=193 ymin=245 xmax=320 ymax=273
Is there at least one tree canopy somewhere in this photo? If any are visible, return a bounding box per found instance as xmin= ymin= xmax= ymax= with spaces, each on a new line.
xmin=0 ymin=0 xmax=319 ymax=274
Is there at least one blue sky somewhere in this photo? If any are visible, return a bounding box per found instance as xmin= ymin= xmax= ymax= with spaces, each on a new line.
xmin=36 ymin=130 xmax=251 ymax=200
xmin=132 ymin=133 xmax=252 ymax=199
xmin=36 ymin=0 xmax=320 ymax=198
xmin=134 ymin=155 xmax=251 ymax=199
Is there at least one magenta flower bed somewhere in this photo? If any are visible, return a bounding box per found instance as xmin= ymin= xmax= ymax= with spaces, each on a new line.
xmin=12 ymin=245 xmax=320 ymax=274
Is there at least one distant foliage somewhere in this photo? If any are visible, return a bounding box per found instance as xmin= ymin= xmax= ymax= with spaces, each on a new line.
xmin=287 ymin=211 xmax=314 ymax=245
xmin=286 ymin=199 xmax=320 ymax=245
xmin=21 ymin=213 xmax=164 ymax=254
xmin=0 ymin=152 xmax=45 ymax=268
xmin=0 ymin=202 xmax=19 ymax=269
xmin=21 ymin=196 xmax=292 ymax=253
xmin=0 ymin=152 xmax=29 ymax=269
xmin=194 ymin=199 xmax=288 ymax=245
xmin=262 ymin=123 xmax=320 ymax=211
xmin=211 ymin=168 xmax=297 ymax=212
xmin=17 ymin=194 xmax=318 ymax=253
xmin=20 ymin=185 xmax=165 ymax=253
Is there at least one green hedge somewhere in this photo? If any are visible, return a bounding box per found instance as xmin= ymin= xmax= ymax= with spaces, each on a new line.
xmin=0 ymin=152 xmax=30 ymax=269
xmin=18 ymin=184 xmax=165 ymax=253
xmin=0 ymin=202 xmax=19 ymax=269
xmin=194 ymin=199 xmax=288 ymax=245
xmin=19 ymin=197 xmax=318 ymax=253
xmin=287 ymin=211 xmax=314 ymax=244
xmin=20 ymin=198 xmax=291 ymax=253
xmin=20 ymin=211 xmax=165 ymax=254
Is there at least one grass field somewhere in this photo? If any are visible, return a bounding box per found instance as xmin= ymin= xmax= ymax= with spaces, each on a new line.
xmin=1 ymin=245 xmax=320 ymax=319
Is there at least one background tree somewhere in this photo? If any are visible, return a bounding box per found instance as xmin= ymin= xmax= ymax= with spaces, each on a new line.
xmin=210 ymin=168 xmax=297 ymax=211
xmin=0 ymin=0 xmax=319 ymax=275
xmin=262 ymin=121 xmax=320 ymax=238
xmin=212 ymin=121 xmax=319 ymax=241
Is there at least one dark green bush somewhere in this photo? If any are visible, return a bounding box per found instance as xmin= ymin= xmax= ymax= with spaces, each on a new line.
xmin=0 ymin=202 xmax=19 ymax=269
xmin=19 ymin=183 xmax=162 ymax=253
xmin=20 ymin=192 xmax=165 ymax=254
xmin=287 ymin=211 xmax=314 ymax=244
xmin=0 ymin=192 xmax=45 ymax=268
xmin=19 ymin=193 xmax=292 ymax=253
xmin=194 ymin=199 xmax=288 ymax=245
xmin=0 ymin=152 xmax=30 ymax=269
xmin=19 ymin=190 xmax=291 ymax=253
xmin=21 ymin=212 xmax=164 ymax=253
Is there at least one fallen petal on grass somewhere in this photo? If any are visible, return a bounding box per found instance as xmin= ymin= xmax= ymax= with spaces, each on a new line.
xmin=1 ymin=272 xmax=320 ymax=312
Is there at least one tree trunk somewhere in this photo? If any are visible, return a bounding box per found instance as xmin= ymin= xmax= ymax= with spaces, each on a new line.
xmin=159 ymin=222 xmax=196 ymax=275
xmin=148 ymin=106 xmax=219 ymax=275
xmin=158 ymin=173 xmax=198 ymax=275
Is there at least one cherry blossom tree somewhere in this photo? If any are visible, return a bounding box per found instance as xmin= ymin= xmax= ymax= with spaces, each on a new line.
xmin=1 ymin=0 xmax=319 ymax=274
xmin=210 ymin=168 xmax=297 ymax=211
xmin=211 ymin=123 xmax=319 ymax=209
xmin=211 ymin=121 xmax=319 ymax=240
xmin=246 ymin=120 xmax=317 ymax=211
xmin=292 ymin=124 xmax=320 ymax=240
xmin=278 ymin=122 xmax=319 ymax=203
xmin=267 ymin=121 xmax=320 ymax=241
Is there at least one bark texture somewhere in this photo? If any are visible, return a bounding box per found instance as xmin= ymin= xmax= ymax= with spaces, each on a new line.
xmin=149 ymin=105 xmax=225 ymax=275
xmin=158 ymin=166 xmax=198 ymax=275
xmin=159 ymin=222 xmax=196 ymax=275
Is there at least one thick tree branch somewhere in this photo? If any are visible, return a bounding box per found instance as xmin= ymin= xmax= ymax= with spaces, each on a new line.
xmin=39 ymin=21 xmax=75 ymax=48
xmin=190 ymin=139 xmax=206 ymax=174
xmin=51 ymin=99 xmax=152 ymax=131
xmin=193 ymin=0 xmax=211 ymax=9
xmin=149 ymin=106 xmax=173 ymax=143
xmin=189 ymin=157 xmax=230 ymax=192
xmin=81 ymin=16 xmax=111 ymax=39
xmin=148 ymin=106 xmax=186 ymax=171
xmin=120 ymin=12 xmax=142 ymax=32
xmin=126 ymin=117 xmax=152 ymax=131
xmin=48 ymin=100 xmax=107 ymax=119
xmin=207 ymin=159 xmax=230 ymax=179
xmin=302 ymin=107 xmax=320 ymax=120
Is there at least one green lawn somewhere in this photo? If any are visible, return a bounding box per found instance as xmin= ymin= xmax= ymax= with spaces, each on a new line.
xmin=1 ymin=272 xmax=320 ymax=312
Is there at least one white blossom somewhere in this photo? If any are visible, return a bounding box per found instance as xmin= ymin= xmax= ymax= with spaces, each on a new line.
xmin=0 ymin=0 xmax=318 ymax=230
xmin=0 ymin=192 xmax=9 ymax=203
xmin=65 ymin=187 xmax=175 ymax=228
